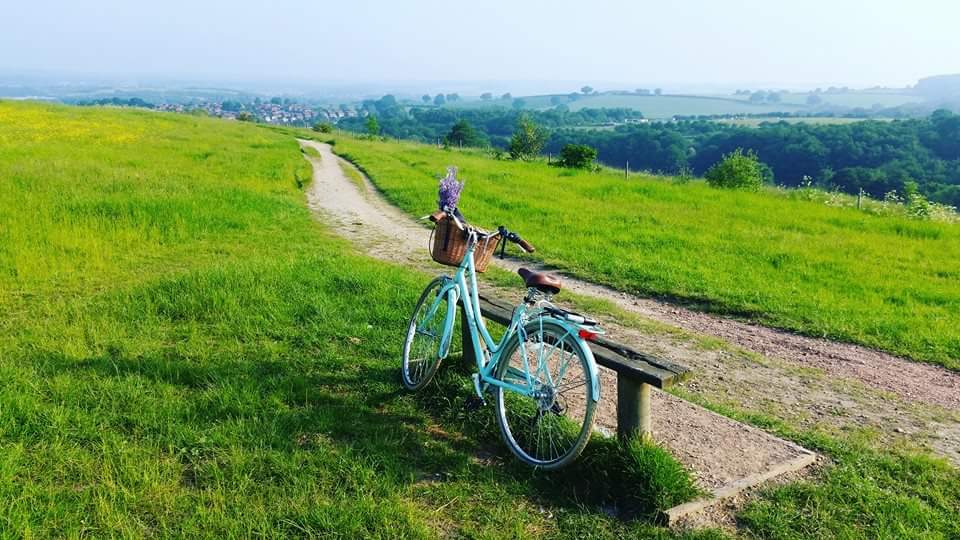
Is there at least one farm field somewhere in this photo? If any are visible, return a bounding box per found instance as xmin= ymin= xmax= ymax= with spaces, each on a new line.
xmin=330 ymin=135 xmax=960 ymax=369
xmin=444 ymin=90 xmax=927 ymax=118
xmin=778 ymin=91 xmax=924 ymax=108
xmin=719 ymin=91 xmax=923 ymax=108
xmin=444 ymin=93 xmax=805 ymax=118
xmin=716 ymin=116 xmax=878 ymax=127
xmin=562 ymin=94 xmax=804 ymax=117
xmin=0 ymin=101 xmax=712 ymax=537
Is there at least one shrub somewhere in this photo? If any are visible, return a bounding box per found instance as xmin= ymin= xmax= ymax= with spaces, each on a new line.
xmin=704 ymin=148 xmax=765 ymax=190
xmin=556 ymin=143 xmax=597 ymax=169
xmin=365 ymin=115 xmax=380 ymax=137
xmin=313 ymin=122 xmax=333 ymax=133
xmin=443 ymin=119 xmax=488 ymax=148
xmin=508 ymin=115 xmax=547 ymax=160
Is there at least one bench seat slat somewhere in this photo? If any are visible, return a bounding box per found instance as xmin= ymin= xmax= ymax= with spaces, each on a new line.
xmin=465 ymin=294 xmax=689 ymax=389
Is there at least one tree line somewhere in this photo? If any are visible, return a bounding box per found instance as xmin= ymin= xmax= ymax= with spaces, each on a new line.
xmin=549 ymin=112 xmax=960 ymax=205
xmin=335 ymin=94 xmax=960 ymax=205
xmin=336 ymin=95 xmax=644 ymax=147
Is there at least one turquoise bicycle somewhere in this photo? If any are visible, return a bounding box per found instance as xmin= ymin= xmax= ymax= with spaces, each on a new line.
xmin=401 ymin=216 xmax=602 ymax=469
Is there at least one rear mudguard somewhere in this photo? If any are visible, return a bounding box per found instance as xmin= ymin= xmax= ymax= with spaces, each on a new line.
xmin=535 ymin=317 xmax=601 ymax=402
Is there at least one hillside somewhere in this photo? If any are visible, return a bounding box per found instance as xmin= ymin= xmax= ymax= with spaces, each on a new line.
xmin=0 ymin=101 xmax=709 ymax=537
xmin=441 ymin=90 xmax=925 ymax=118
xmin=330 ymin=135 xmax=960 ymax=368
xmin=4 ymin=102 xmax=960 ymax=539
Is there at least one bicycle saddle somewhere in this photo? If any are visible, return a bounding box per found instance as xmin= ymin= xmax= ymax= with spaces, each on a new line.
xmin=518 ymin=267 xmax=562 ymax=294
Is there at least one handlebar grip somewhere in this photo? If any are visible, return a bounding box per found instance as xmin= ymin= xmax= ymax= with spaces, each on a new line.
xmin=517 ymin=238 xmax=535 ymax=253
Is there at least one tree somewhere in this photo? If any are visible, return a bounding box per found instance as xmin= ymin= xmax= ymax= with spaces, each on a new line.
xmin=422 ymin=94 xmax=431 ymax=104
xmin=556 ymin=144 xmax=597 ymax=169
xmin=444 ymin=119 xmax=488 ymax=148
xmin=704 ymin=148 xmax=766 ymax=191
xmin=480 ymin=92 xmax=493 ymax=100
xmin=654 ymin=88 xmax=663 ymax=95
xmin=508 ymin=115 xmax=548 ymax=160
xmin=433 ymin=94 xmax=446 ymax=106
xmin=767 ymin=92 xmax=782 ymax=103
xmin=581 ymin=86 xmax=594 ymax=95
xmin=446 ymin=93 xmax=460 ymax=102
xmin=313 ymin=121 xmax=333 ymax=133
xmin=512 ymin=98 xmax=527 ymax=109
xmin=749 ymin=91 xmax=768 ymax=103
xmin=501 ymin=92 xmax=512 ymax=100
xmin=237 ymin=112 xmax=254 ymax=122
xmin=806 ymin=94 xmax=823 ymax=106
xmin=550 ymin=95 xmax=563 ymax=106
xmin=365 ymin=115 xmax=380 ymax=136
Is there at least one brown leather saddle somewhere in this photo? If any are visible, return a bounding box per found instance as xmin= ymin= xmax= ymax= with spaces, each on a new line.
xmin=518 ymin=267 xmax=562 ymax=294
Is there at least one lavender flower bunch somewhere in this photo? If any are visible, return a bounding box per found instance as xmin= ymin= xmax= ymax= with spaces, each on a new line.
xmin=437 ymin=166 xmax=464 ymax=211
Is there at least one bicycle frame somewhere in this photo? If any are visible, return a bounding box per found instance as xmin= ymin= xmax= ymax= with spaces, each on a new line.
xmin=422 ymin=232 xmax=600 ymax=401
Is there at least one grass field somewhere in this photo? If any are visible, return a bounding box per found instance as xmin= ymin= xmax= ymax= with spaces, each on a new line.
xmin=446 ymin=90 xmax=926 ymax=118
xmin=329 ymin=135 xmax=960 ymax=369
xmin=0 ymin=101 xmax=712 ymax=537
xmin=563 ymin=95 xmax=804 ymax=117
xmin=776 ymin=91 xmax=924 ymax=108
xmin=445 ymin=93 xmax=806 ymax=118
xmin=716 ymin=117 xmax=876 ymax=127
xmin=4 ymin=102 xmax=959 ymax=539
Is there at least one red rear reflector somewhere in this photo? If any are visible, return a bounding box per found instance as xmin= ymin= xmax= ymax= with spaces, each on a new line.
xmin=578 ymin=329 xmax=598 ymax=341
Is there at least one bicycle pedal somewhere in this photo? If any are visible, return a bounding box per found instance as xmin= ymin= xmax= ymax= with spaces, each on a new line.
xmin=463 ymin=396 xmax=486 ymax=411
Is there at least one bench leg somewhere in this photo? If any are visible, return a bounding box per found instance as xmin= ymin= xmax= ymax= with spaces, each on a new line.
xmin=617 ymin=377 xmax=652 ymax=442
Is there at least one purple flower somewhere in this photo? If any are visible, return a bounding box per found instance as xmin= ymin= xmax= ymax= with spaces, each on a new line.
xmin=438 ymin=166 xmax=464 ymax=211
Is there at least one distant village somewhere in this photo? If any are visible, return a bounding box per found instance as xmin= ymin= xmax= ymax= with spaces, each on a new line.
xmin=152 ymin=99 xmax=360 ymax=125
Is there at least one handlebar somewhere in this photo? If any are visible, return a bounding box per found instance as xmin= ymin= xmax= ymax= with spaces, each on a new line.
xmin=517 ymin=237 xmax=535 ymax=253
xmin=497 ymin=225 xmax=535 ymax=254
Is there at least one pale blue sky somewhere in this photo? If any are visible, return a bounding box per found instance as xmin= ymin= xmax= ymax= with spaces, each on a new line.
xmin=3 ymin=0 xmax=958 ymax=89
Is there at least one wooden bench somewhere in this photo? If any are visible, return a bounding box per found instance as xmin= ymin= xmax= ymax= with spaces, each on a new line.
xmin=459 ymin=294 xmax=691 ymax=440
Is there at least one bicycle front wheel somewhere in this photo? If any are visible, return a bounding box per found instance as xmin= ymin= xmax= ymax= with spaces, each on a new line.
xmin=401 ymin=277 xmax=453 ymax=391
xmin=494 ymin=320 xmax=598 ymax=469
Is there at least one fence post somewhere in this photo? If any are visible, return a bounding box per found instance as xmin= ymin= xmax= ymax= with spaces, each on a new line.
xmin=857 ymin=188 xmax=863 ymax=209
xmin=625 ymin=160 xmax=629 ymax=178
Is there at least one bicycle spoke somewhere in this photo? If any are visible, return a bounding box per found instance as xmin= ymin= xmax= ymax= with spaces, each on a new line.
xmin=496 ymin=321 xmax=598 ymax=469
xmin=402 ymin=279 xmax=450 ymax=390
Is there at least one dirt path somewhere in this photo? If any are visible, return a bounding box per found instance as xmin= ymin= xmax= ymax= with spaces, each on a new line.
xmin=298 ymin=140 xmax=960 ymax=470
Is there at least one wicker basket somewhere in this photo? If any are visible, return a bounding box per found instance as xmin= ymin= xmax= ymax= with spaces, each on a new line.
xmin=430 ymin=215 xmax=500 ymax=272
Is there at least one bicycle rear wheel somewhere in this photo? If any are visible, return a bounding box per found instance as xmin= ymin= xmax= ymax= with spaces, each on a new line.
xmin=494 ymin=320 xmax=598 ymax=469
xmin=401 ymin=277 xmax=453 ymax=391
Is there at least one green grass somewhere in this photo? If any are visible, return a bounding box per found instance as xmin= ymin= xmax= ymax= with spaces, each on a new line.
xmin=0 ymin=101 xmax=710 ymax=537
xmin=329 ymin=135 xmax=960 ymax=369
xmin=672 ymin=392 xmax=960 ymax=540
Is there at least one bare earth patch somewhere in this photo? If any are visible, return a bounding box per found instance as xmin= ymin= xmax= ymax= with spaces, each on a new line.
xmin=297 ymin=139 xmax=960 ymax=519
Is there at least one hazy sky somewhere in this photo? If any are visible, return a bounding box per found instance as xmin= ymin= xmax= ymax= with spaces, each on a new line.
xmin=3 ymin=0 xmax=958 ymax=90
